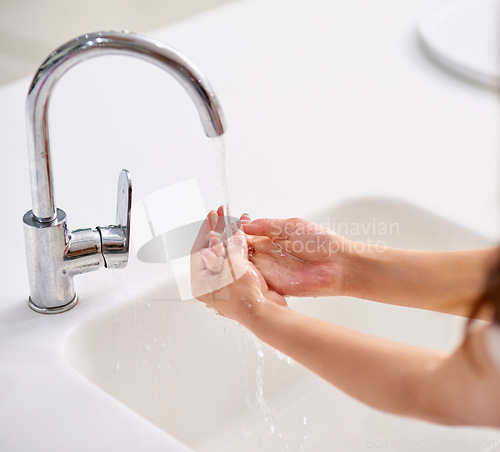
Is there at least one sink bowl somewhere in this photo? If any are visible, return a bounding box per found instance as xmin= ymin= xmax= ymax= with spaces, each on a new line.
xmin=64 ymin=198 xmax=500 ymax=451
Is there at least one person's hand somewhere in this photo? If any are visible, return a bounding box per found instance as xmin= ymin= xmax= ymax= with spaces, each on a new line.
xmin=190 ymin=207 xmax=287 ymax=326
xmin=242 ymin=217 xmax=352 ymax=297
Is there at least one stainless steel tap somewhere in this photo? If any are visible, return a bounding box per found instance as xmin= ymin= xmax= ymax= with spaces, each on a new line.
xmin=23 ymin=31 xmax=226 ymax=314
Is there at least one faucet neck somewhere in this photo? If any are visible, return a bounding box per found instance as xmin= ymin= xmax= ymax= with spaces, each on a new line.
xmin=26 ymin=31 xmax=226 ymax=222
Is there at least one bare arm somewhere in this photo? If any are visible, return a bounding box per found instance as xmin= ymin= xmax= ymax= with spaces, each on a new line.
xmin=344 ymin=245 xmax=497 ymax=319
xmin=244 ymin=218 xmax=497 ymax=320
xmin=246 ymin=300 xmax=500 ymax=427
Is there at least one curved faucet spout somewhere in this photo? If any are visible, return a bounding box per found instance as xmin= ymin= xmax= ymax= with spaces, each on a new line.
xmin=26 ymin=30 xmax=226 ymax=222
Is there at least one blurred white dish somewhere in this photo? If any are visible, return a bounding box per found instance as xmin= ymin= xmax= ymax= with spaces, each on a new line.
xmin=418 ymin=0 xmax=500 ymax=89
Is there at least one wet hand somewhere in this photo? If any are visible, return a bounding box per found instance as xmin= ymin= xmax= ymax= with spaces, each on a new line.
xmin=190 ymin=208 xmax=287 ymax=325
xmin=242 ymin=217 xmax=351 ymax=297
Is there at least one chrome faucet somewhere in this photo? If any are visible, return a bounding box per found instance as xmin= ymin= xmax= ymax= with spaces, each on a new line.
xmin=23 ymin=31 xmax=226 ymax=314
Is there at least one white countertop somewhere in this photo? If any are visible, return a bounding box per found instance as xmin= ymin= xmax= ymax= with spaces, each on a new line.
xmin=0 ymin=0 xmax=498 ymax=450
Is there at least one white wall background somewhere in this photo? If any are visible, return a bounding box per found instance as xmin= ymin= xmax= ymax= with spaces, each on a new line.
xmin=0 ymin=0 xmax=233 ymax=85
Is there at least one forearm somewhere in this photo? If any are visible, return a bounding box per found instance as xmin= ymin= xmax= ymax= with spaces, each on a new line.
xmin=247 ymin=301 xmax=444 ymax=420
xmin=342 ymin=244 xmax=497 ymax=319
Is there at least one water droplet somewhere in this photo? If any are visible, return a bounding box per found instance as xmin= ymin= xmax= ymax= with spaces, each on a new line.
xmin=115 ymin=362 xmax=121 ymax=371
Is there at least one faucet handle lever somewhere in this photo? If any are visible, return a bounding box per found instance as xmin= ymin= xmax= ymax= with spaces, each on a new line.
xmin=97 ymin=169 xmax=132 ymax=269
xmin=116 ymin=169 xmax=132 ymax=237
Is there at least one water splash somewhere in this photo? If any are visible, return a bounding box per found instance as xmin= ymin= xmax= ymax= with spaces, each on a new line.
xmin=253 ymin=339 xmax=277 ymax=441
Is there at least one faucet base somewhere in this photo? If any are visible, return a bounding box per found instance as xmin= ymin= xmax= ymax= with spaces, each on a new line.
xmin=28 ymin=294 xmax=78 ymax=314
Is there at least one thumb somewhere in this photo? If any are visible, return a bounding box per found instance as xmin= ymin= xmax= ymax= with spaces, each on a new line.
xmin=242 ymin=218 xmax=296 ymax=238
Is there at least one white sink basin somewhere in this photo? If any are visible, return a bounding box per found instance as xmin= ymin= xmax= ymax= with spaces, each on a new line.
xmin=64 ymin=198 xmax=500 ymax=451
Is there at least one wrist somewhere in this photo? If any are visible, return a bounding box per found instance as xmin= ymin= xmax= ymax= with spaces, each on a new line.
xmin=240 ymin=292 xmax=289 ymax=332
xmin=339 ymin=238 xmax=386 ymax=299
xmin=322 ymin=235 xmax=364 ymax=297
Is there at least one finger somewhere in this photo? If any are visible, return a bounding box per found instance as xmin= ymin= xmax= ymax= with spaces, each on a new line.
xmin=201 ymin=248 xmax=225 ymax=273
xmin=209 ymin=232 xmax=222 ymax=248
xmin=242 ymin=218 xmax=296 ymax=238
xmin=210 ymin=239 xmax=226 ymax=259
xmin=226 ymin=229 xmax=250 ymax=281
xmin=190 ymin=248 xmax=207 ymax=274
xmin=208 ymin=210 xmax=229 ymax=251
xmin=218 ymin=205 xmax=240 ymax=235
xmin=192 ymin=210 xmax=218 ymax=254
xmin=212 ymin=205 xmax=226 ymax=235
xmin=227 ymin=229 xmax=248 ymax=256
xmin=209 ymin=208 xmax=224 ymax=235
xmin=239 ymin=213 xmax=251 ymax=231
